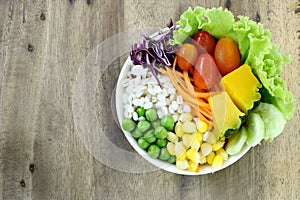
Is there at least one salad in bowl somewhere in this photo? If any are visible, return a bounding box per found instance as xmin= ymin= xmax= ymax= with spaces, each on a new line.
xmin=116 ymin=7 xmax=295 ymax=175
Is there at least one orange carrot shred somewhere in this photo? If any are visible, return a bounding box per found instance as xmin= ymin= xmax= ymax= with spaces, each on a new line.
xmin=183 ymin=70 xmax=195 ymax=94
xmin=159 ymin=56 xmax=214 ymax=124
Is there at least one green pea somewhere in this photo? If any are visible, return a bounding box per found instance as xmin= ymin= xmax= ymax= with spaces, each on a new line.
xmin=167 ymin=155 xmax=176 ymax=164
xmin=137 ymin=120 xmax=150 ymax=133
xmin=136 ymin=107 xmax=145 ymax=117
xmin=145 ymin=109 xmax=158 ymax=122
xmin=132 ymin=129 xmax=143 ymax=139
xmin=147 ymin=144 xmax=160 ymax=159
xmin=159 ymin=147 xmax=171 ymax=161
xmin=151 ymin=119 xmax=161 ymax=129
xmin=156 ymin=138 xmax=167 ymax=147
xmin=137 ymin=138 xmax=150 ymax=149
xmin=161 ymin=115 xmax=175 ymax=131
xmin=144 ymin=129 xmax=156 ymax=143
xmin=154 ymin=126 xmax=168 ymax=139
xmin=122 ymin=118 xmax=136 ymax=131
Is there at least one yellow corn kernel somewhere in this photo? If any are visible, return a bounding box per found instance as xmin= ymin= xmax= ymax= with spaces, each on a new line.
xmin=167 ymin=132 xmax=178 ymax=143
xmin=175 ymin=121 xmax=184 ymax=137
xmin=166 ymin=142 xmax=175 ymax=155
xmin=190 ymin=138 xmax=200 ymax=151
xmin=212 ymin=140 xmax=225 ymax=151
xmin=176 ymin=159 xmax=189 ymax=170
xmin=195 ymin=132 xmax=203 ymax=142
xmin=216 ymin=148 xmax=228 ymax=161
xmin=174 ymin=141 xmax=186 ymax=157
xmin=182 ymin=134 xmax=194 ymax=148
xmin=201 ymin=143 xmax=212 ymax=156
xmin=178 ymin=112 xmax=193 ymax=122
xmin=212 ymin=155 xmax=224 ymax=169
xmin=187 ymin=160 xmax=199 ymax=172
xmin=182 ymin=121 xmax=197 ymax=133
xmin=203 ymin=132 xmax=217 ymax=144
xmin=186 ymin=149 xmax=201 ymax=163
xmin=198 ymin=152 xmax=207 ymax=164
xmin=206 ymin=151 xmax=216 ymax=165
xmin=176 ymin=152 xmax=187 ymax=160
xmin=194 ymin=118 xmax=208 ymax=133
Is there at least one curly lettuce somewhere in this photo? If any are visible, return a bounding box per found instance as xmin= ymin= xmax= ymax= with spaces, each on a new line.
xmin=171 ymin=7 xmax=295 ymax=120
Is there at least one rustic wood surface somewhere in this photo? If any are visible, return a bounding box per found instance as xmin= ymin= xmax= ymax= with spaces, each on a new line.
xmin=0 ymin=0 xmax=299 ymax=199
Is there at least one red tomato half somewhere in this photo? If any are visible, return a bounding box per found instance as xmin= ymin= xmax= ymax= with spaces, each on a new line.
xmin=193 ymin=30 xmax=216 ymax=56
xmin=177 ymin=43 xmax=198 ymax=71
xmin=193 ymin=53 xmax=220 ymax=90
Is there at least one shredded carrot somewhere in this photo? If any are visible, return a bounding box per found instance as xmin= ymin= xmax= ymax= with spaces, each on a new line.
xmin=198 ymin=111 xmax=211 ymax=124
xmin=197 ymin=98 xmax=210 ymax=109
xmin=159 ymin=56 xmax=215 ymax=125
xmin=173 ymin=55 xmax=177 ymax=69
xmin=195 ymin=92 xmax=210 ymax=98
xmin=158 ymin=68 xmax=168 ymax=76
xmin=166 ymin=68 xmax=198 ymax=105
xmin=183 ymin=71 xmax=195 ymax=94
xmin=200 ymin=108 xmax=212 ymax=121
xmin=198 ymin=101 xmax=212 ymax=119
xmin=193 ymin=86 xmax=205 ymax=93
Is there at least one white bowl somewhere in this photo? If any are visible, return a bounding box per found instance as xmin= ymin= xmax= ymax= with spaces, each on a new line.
xmin=115 ymin=55 xmax=251 ymax=175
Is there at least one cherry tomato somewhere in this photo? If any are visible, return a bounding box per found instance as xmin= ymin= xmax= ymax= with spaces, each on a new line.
xmin=214 ymin=38 xmax=241 ymax=76
xmin=193 ymin=53 xmax=220 ymax=90
xmin=193 ymin=30 xmax=216 ymax=56
xmin=177 ymin=43 xmax=198 ymax=71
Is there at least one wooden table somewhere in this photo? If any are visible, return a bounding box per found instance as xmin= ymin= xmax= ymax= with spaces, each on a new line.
xmin=0 ymin=0 xmax=299 ymax=199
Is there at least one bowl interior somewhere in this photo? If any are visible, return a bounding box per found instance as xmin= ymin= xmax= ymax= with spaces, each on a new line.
xmin=115 ymin=55 xmax=251 ymax=175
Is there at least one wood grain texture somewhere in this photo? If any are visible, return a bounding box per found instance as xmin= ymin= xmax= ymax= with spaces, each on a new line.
xmin=0 ymin=0 xmax=299 ymax=200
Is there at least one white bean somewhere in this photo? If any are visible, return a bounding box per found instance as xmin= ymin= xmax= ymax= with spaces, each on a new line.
xmin=168 ymin=106 xmax=175 ymax=114
xmin=161 ymin=106 xmax=168 ymax=116
xmin=132 ymin=112 xmax=138 ymax=121
xmin=171 ymin=101 xmax=179 ymax=111
xmin=131 ymin=65 xmax=144 ymax=76
xmin=183 ymin=103 xmax=191 ymax=113
xmin=132 ymin=98 xmax=140 ymax=107
xmin=122 ymin=63 xmax=191 ymax=121
xmin=144 ymin=102 xmax=153 ymax=109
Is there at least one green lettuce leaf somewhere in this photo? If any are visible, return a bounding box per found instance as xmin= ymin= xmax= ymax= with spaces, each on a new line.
xmin=261 ymin=87 xmax=295 ymax=120
xmin=171 ymin=7 xmax=235 ymax=44
xmin=200 ymin=7 xmax=235 ymax=39
xmin=171 ymin=6 xmax=295 ymax=120
xmin=232 ymin=16 xmax=271 ymax=62
xmin=171 ymin=7 xmax=200 ymax=45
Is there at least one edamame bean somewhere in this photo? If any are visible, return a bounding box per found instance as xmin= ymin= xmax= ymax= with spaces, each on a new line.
xmin=137 ymin=138 xmax=150 ymax=149
xmin=122 ymin=118 xmax=136 ymax=131
xmin=137 ymin=120 xmax=150 ymax=133
xmin=132 ymin=129 xmax=143 ymax=139
xmin=136 ymin=107 xmax=145 ymax=117
xmin=156 ymin=138 xmax=167 ymax=147
xmin=151 ymin=119 xmax=161 ymax=129
xmin=167 ymin=155 xmax=176 ymax=164
xmin=159 ymin=147 xmax=171 ymax=161
xmin=161 ymin=115 xmax=175 ymax=131
xmin=147 ymin=144 xmax=160 ymax=159
xmin=145 ymin=109 xmax=158 ymax=122
xmin=154 ymin=126 xmax=168 ymax=139
xmin=144 ymin=129 xmax=156 ymax=143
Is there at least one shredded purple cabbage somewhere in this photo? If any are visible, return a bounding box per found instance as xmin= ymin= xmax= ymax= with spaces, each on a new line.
xmin=130 ymin=19 xmax=178 ymax=87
